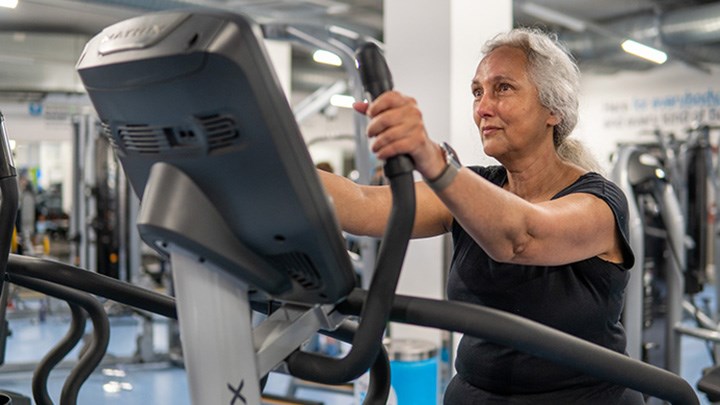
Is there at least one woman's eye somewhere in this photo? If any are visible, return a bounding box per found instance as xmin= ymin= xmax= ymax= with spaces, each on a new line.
xmin=498 ymin=83 xmax=511 ymax=92
xmin=472 ymin=89 xmax=483 ymax=98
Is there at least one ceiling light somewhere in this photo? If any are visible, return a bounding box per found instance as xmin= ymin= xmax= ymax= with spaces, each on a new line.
xmin=521 ymin=3 xmax=586 ymax=32
xmin=313 ymin=50 xmax=342 ymax=67
xmin=621 ymin=40 xmax=667 ymax=64
xmin=330 ymin=94 xmax=355 ymax=109
xmin=2 ymin=55 xmax=34 ymax=65
xmin=0 ymin=0 xmax=18 ymax=9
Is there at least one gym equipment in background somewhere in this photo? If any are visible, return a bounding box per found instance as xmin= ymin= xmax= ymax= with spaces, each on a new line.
xmin=612 ymin=126 xmax=720 ymax=403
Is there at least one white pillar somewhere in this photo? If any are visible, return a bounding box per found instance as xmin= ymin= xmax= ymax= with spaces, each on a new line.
xmin=264 ymin=39 xmax=292 ymax=98
xmin=383 ymin=0 xmax=513 ymax=349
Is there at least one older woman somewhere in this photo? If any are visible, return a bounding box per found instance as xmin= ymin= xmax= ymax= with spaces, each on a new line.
xmin=320 ymin=28 xmax=640 ymax=404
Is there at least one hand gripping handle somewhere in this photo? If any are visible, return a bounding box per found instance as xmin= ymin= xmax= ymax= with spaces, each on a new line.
xmin=355 ymin=43 xmax=414 ymax=177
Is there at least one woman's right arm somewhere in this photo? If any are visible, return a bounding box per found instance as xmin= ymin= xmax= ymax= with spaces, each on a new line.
xmin=318 ymin=170 xmax=451 ymax=238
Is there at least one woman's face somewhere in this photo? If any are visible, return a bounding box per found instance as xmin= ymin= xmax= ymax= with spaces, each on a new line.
xmin=471 ymin=46 xmax=559 ymax=162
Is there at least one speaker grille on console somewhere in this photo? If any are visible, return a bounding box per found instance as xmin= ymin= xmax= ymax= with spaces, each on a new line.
xmin=102 ymin=114 xmax=239 ymax=155
xmin=197 ymin=114 xmax=240 ymax=151
xmin=117 ymin=125 xmax=172 ymax=154
xmin=266 ymin=252 xmax=322 ymax=290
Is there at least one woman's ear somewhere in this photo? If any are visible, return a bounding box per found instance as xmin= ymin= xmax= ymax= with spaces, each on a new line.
xmin=547 ymin=110 xmax=561 ymax=127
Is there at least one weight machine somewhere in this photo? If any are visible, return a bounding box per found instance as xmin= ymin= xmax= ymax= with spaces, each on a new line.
xmin=612 ymin=126 xmax=720 ymax=402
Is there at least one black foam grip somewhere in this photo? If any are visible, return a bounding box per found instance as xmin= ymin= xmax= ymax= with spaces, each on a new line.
xmin=355 ymin=43 xmax=413 ymax=177
xmin=356 ymin=42 xmax=394 ymax=100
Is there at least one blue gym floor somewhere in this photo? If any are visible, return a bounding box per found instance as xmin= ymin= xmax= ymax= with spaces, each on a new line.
xmin=0 ymin=300 xmax=357 ymax=405
xmin=0 ymin=289 xmax=716 ymax=404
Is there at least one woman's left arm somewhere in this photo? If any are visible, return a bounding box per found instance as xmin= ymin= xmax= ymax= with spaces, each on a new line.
xmin=438 ymin=173 xmax=623 ymax=266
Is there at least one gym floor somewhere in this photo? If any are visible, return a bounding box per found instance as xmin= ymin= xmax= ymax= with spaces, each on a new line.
xmin=0 ymin=288 xmax=715 ymax=405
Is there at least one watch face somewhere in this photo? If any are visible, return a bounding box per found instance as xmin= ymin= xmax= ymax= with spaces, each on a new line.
xmin=442 ymin=142 xmax=461 ymax=168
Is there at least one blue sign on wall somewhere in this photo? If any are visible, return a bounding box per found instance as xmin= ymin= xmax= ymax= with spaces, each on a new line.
xmin=28 ymin=102 xmax=43 ymax=117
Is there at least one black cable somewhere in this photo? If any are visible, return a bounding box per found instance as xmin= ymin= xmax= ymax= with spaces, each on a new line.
xmin=7 ymin=274 xmax=110 ymax=405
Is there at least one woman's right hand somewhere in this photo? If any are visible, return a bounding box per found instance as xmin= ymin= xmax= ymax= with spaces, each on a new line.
xmin=354 ymin=91 xmax=446 ymax=180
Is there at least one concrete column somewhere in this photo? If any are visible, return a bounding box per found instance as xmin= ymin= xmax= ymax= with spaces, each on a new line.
xmin=264 ymin=39 xmax=292 ymax=98
xmin=383 ymin=0 xmax=512 ymax=352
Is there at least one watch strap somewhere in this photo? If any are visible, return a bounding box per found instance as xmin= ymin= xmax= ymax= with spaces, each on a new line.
xmin=424 ymin=161 xmax=459 ymax=192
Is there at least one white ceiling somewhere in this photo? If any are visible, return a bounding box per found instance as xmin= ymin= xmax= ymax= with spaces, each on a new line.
xmin=0 ymin=0 xmax=719 ymax=95
xmin=0 ymin=0 xmax=382 ymax=36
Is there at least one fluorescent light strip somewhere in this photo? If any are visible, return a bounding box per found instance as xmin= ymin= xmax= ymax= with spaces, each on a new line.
xmin=621 ymin=39 xmax=667 ymax=64
xmin=313 ymin=50 xmax=342 ymax=67
xmin=330 ymin=94 xmax=355 ymax=109
xmin=521 ymin=3 xmax=586 ymax=32
xmin=0 ymin=0 xmax=18 ymax=9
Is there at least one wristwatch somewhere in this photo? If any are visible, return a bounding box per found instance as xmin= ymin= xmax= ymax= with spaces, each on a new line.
xmin=423 ymin=142 xmax=461 ymax=192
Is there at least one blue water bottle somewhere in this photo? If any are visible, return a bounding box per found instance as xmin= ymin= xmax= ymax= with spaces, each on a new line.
xmin=386 ymin=338 xmax=438 ymax=405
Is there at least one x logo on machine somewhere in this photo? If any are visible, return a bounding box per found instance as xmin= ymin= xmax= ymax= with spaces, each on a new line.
xmin=228 ymin=380 xmax=246 ymax=405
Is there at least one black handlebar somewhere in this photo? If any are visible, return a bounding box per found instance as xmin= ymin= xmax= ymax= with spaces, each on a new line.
xmin=356 ymin=42 xmax=394 ymax=101
xmin=286 ymin=43 xmax=416 ymax=395
xmin=7 ymin=274 xmax=110 ymax=405
xmin=7 ymin=254 xmax=177 ymax=319
xmin=355 ymin=42 xmax=415 ymax=178
xmin=0 ymin=112 xmax=18 ymax=290
xmin=338 ymin=289 xmax=700 ymax=405
xmin=0 ymin=113 xmax=16 ymax=180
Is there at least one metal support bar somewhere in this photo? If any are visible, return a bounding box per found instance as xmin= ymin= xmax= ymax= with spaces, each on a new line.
xmin=610 ymin=145 xmax=645 ymax=360
xmin=293 ymin=80 xmax=347 ymax=123
xmin=254 ymin=303 xmax=344 ymax=377
xmin=660 ymin=183 xmax=687 ymax=374
xmin=682 ymin=299 xmax=718 ymax=330
xmin=675 ymin=324 xmax=720 ymax=344
xmin=170 ymin=248 xmax=261 ymax=405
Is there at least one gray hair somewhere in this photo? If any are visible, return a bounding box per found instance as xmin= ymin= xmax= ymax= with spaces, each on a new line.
xmin=482 ymin=27 xmax=602 ymax=172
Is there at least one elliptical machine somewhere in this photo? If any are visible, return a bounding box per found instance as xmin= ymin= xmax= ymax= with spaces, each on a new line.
xmin=0 ymin=9 xmax=701 ymax=405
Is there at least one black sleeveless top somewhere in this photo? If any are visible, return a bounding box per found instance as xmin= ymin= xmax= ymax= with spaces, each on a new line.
xmin=445 ymin=166 xmax=637 ymax=404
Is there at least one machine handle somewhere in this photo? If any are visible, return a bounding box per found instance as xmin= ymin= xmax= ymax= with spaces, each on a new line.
xmin=355 ymin=43 xmax=414 ymax=177
xmin=0 ymin=113 xmax=16 ymax=180
xmin=0 ymin=112 xmax=18 ymax=290
xmin=356 ymin=42 xmax=393 ymax=100
xmin=287 ymin=42 xmax=416 ymax=391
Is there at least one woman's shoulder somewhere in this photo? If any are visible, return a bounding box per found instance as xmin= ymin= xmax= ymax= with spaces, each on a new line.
xmin=560 ymin=172 xmax=625 ymax=201
xmin=556 ymin=172 xmax=630 ymax=223
xmin=573 ymin=173 xmax=635 ymax=269
xmin=467 ymin=165 xmax=506 ymax=186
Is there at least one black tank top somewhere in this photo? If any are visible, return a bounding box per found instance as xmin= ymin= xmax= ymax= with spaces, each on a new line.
xmin=446 ymin=166 xmax=637 ymax=403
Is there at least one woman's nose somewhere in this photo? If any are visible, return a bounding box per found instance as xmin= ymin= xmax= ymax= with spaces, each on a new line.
xmin=474 ymin=95 xmax=494 ymax=119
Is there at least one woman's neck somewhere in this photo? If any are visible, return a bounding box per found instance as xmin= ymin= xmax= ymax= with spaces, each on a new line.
xmin=502 ymin=155 xmax=584 ymax=202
